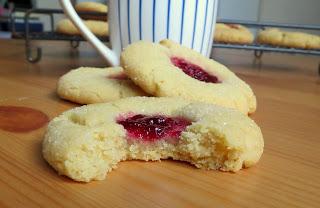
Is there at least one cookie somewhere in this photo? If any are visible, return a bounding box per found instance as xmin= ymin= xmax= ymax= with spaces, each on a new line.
xmin=57 ymin=67 xmax=147 ymax=104
xmin=75 ymin=2 xmax=108 ymax=13
xmin=120 ymin=40 xmax=257 ymax=114
xmin=56 ymin=19 xmax=108 ymax=36
xmin=257 ymin=28 xmax=320 ymax=49
xmin=75 ymin=2 xmax=108 ymax=21
xmin=42 ymin=97 xmax=264 ymax=182
xmin=214 ymin=23 xmax=254 ymax=44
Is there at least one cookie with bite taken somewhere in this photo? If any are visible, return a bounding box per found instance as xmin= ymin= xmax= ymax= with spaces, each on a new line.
xmin=42 ymin=97 xmax=264 ymax=182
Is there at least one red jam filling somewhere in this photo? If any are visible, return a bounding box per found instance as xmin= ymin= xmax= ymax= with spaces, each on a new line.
xmin=117 ymin=114 xmax=191 ymax=142
xmin=227 ymin=24 xmax=240 ymax=29
xmin=171 ymin=57 xmax=220 ymax=83
xmin=108 ymin=73 xmax=128 ymax=80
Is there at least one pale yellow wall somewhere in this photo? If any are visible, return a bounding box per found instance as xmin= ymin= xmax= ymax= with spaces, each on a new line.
xmin=34 ymin=0 xmax=105 ymax=30
xmin=35 ymin=0 xmax=64 ymax=31
xmin=218 ymin=0 xmax=320 ymax=25
xmin=260 ymin=0 xmax=320 ymax=25
xmin=35 ymin=0 xmax=320 ymax=31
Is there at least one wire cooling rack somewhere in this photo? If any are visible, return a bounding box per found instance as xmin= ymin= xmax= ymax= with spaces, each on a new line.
xmin=214 ymin=19 xmax=320 ymax=75
xmin=10 ymin=8 xmax=108 ymax=63
xmin=9 ymin=9 xmax=320 ymax=68
xmin=214 ymin=19 xmax=320 ymax=57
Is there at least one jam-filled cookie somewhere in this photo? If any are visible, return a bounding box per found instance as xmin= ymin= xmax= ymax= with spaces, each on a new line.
xmin=56 ymin=19 xmax=108 ymax=36
xmin=75 ymin=2 xmax=108 ymax=21
xmin=120 ymin=40 xmax=257 ymax=114
xmin=75 ymin=2 xmax=108 ymax=13
xmin=43 ymin=97 xmax=264 ymax=182
xmin=257 ymin=28 xmax=320 ymax=49
xmin=214 ymin=23 xmax=254 ymax=44
xmin=57 ymin=67 xmax=147 ymax=104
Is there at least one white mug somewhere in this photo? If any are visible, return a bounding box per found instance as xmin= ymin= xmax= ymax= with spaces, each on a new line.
xmin=60 ymin=0 xmax=219 ymax=66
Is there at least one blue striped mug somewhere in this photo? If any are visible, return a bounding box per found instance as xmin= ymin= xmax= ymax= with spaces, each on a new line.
xmin=60 ymin=0 xmax=218 ymax=66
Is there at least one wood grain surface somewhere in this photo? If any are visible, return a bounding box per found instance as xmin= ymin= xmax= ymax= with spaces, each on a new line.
xmin=0 ymin=39 xmax=319 ymax=208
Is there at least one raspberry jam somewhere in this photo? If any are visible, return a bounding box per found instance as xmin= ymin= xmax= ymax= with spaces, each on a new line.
xmin=117 ymin=114 xmax=191 ymax=142
xmin=227 ymin=24 xmax=240 ymax=29
xmin=108 ymin=73 xmax=128 ymax=80
xmin=171 ymin=57 xmax=220 ymax=83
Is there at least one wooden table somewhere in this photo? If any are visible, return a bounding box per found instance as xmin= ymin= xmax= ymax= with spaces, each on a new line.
xmin=0 ymin=39 xmax=319 ymax=208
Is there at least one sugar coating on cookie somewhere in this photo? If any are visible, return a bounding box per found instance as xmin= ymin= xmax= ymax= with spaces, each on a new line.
xmin=214 ymin=23 xmax=254 ymax=44
xmin=57 ymin=67 xmax=147 ymax=104
xmin=56 ymin=19 xmax=108 ymax=36
xmin=258 ymin=28 xmax=320 ymax=49
xmin=42 ymin=97 xmax=264 ymax=182
xmin=120 ymin=40 xmax=257 ymax=114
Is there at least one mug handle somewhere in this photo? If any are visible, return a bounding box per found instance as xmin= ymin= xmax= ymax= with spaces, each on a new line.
xmin=59 ymin=0 xmax=119 ymax=66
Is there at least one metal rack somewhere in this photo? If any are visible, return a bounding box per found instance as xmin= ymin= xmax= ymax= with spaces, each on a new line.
xmin=214 ymin=19 xmax=320 ymax=57
xmin=10 ymin=8 xmax=108 ymax=63
xmin=9 ymin=10 xmax=320 ymax=72
xmin=213 ymin=19 xmax=320 ymax=75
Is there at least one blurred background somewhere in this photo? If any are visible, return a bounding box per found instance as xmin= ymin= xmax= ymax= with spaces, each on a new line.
xmin=0 ymin=0 xmax=319 ymax=38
